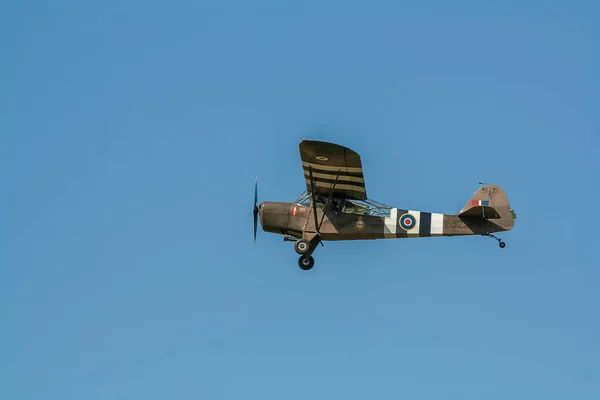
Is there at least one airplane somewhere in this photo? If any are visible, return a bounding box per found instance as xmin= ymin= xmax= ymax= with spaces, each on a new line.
xmin=253 ymin=140 xmax=517 ymax=270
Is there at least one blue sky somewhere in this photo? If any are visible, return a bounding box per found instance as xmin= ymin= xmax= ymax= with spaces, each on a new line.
xmin=2 ymin=1 xmax=599 ymax=399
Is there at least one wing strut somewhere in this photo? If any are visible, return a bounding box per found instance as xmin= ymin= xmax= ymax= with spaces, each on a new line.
xmin=308 ymin=166 xmax=321 ymax=234
xmin=318 ymin=169 xmax=341 ymax=231
xmin=307 ymin=166 xmax=341 ymax=248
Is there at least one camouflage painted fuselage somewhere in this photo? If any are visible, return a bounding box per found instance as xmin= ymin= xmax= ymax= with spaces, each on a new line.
xmin=259 ymin=185 xmax=515 ymax=241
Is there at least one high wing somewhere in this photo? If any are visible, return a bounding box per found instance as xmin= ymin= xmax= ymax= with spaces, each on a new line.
xmin=299 ymin=140 xmax=367 ymax=200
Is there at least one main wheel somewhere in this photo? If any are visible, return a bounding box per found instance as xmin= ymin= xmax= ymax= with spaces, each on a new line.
xmin=294 ymin=239 xmax=311 ymax=254
xmin=499 ymin=241 xmax=506 ymax=248
xmin=298 ymin=255 xmax=315 ymax=270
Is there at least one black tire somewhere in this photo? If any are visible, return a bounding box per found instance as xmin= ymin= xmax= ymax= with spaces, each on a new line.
xmin=499 ymin=241 xmax=506 ymax=248
xmin=294 ymin=239 xmax=311 ymax=255
xmin=298 ymin=255 xmax=315 ymax=270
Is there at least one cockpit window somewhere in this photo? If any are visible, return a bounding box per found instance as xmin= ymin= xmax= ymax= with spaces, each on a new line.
xmin=295 ymin=191 xmax=312 ymax=206
xmin=294 ymin=190 xmax=392 ymax=217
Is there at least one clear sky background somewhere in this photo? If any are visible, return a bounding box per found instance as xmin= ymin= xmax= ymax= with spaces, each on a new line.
xmin=2 ymin=1 xmax=599 ymax=399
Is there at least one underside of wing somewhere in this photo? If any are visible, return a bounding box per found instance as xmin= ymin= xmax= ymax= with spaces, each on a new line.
xmin=299 ymin=140 xmax=367 ymax=200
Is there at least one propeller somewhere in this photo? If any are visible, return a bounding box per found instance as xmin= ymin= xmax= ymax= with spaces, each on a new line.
xmin=253 ymin=177 xmax=259 ymax=243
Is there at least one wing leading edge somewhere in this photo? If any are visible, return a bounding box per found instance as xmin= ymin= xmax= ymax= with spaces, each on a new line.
xmin=299 ymin=140 xmax=367 ymax=200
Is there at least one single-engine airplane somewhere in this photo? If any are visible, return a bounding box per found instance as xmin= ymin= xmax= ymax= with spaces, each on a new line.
xmin=253 ymin=140 xmax=516 ymax=270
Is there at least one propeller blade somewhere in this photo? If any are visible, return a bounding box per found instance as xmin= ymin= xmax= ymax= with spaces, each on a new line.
xmin=253 ymin=178 xmax=259 ymax=243
xmin=253 ymin=211 xmax=258 ymax=242
xmin=254 ymin=177 xmax=258 ymax=206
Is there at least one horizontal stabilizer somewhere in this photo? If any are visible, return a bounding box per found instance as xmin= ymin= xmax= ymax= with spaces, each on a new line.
xmin=459 ymin=205 xmax=501 ymax=219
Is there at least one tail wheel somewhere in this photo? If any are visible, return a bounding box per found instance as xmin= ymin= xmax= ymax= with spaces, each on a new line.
xmin=294 ymin=239 xmax=311 ymax=254
xmin=298 ymin=255 xmax=315 ymax=270
xmin=499 ymin=241 xmax=506 ymax=248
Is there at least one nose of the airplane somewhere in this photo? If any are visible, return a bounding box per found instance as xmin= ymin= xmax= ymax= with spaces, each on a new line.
xmin=258 ymin=201 xmax=291 ymax=234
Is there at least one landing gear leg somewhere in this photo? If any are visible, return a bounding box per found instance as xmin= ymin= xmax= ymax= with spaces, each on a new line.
xmin=484 ymin=234 xmax=506 ymax=248
xmin=295 ymin=235 xmax=320 ymax=270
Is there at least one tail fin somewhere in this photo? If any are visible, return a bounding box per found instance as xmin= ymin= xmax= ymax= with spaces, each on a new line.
xmin=459 ymin=184 xmax=516 ymax=230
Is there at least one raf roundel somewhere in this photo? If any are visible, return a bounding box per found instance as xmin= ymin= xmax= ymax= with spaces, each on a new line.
xmin=399 ymin=213 xmax=416 ymax=230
